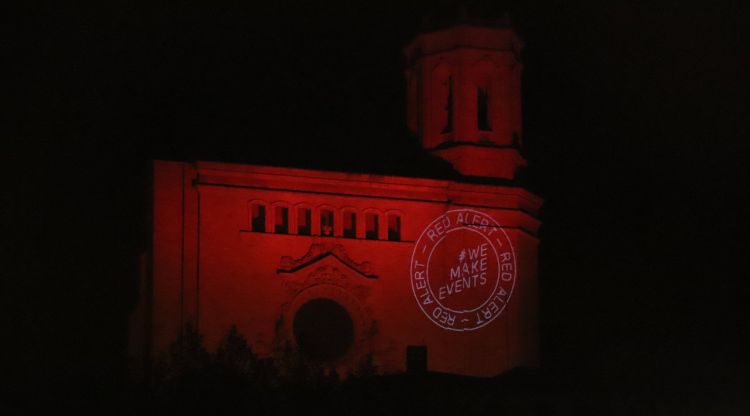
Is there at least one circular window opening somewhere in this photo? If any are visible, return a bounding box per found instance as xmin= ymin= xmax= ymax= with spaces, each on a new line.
xmin=293 ymin=298 xmax=354 ymax=362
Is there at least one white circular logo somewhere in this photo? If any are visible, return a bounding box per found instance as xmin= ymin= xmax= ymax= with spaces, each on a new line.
xmin=410 ymin=209 xmax=516 ymax=331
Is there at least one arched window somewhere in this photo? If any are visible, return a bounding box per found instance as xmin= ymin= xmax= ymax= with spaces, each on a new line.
xmin=365 ymin=212 xmax=379 ymax=240
xmin=297 ymin=206 xmax=312 ymax=236
xmin=342 ymin=209 xmax=357 ymax=239
xmin=477 ymin=85 xmax=491 ymax=131
xmin=320 ymin=208 xmax=334 ymax=237
xmin=442 ymin=75 xmax=454 ymax=134
xmin=274 ymin=205 xmax=289 ymax=234
xmin=250 ymin=201 xmax=266 ymax=232
xmin=432 ymin=64 xmax=454 ymax=136
xmin=387 ymin=213 xmax=401 ymax=241
xmin=473 ymin=60 xmax=497 ymax=133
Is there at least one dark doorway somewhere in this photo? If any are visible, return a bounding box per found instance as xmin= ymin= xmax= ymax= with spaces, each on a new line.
xmin=293 ymin=298 xmax=354 ymax=361
xmin=406 ymin=345 xmax=427 ymax=373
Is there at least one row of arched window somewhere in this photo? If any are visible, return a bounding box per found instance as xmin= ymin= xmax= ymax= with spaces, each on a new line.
xmin=249 ymin=201 xmax=402 ymax=241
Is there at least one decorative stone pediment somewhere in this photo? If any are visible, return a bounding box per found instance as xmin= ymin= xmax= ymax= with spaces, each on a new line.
xmin=277 ymin=243 xmax=377 ymax=279
xmin=279 ymin=264 xmax=370 ymax=300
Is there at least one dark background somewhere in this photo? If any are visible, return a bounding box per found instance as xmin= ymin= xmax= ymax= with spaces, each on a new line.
xmin=7 ymin=0 xmax=749 ymax=413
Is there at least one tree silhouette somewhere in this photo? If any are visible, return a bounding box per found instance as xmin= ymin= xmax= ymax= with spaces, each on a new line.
xmin=274 ymin=340 xmax=309 ymax=384
xmin=348 ymin=352 xmax=378 ymax=379
xmin=215 ymin=325 xmax=257 ymax=380
xmin=170 ymin=323 xmax=209 ymax=373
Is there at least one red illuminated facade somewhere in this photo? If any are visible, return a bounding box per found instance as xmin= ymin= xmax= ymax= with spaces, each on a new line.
xmin=130 ymin=22 xmax=542 ymax=378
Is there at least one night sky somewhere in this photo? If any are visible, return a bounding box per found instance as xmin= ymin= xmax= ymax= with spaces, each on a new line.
xmin=8 ymin=1 xmax=750 ymax=413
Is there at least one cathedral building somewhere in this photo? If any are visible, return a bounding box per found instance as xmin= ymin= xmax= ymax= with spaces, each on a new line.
xmin=130 ymin=20 xmax=543 ymax=378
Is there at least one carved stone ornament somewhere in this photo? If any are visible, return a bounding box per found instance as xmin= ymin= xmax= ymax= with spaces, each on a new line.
xmin=277 ymin=243 xmax=377 ymax=279
xmin=281 ymin=265 xmax=371 ymax=300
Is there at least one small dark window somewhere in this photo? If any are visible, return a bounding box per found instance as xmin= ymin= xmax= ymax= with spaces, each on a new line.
xmin=320 ymin=209 xmax=334 ymax=237
xmin=387 ymin=215 xmax=401 ymax=241
xmin=251 ymin=204 xmax=266 ymax=232
xmin=477 ymin=86 xmax=491 ymax=131
xmin=365 ymin=213 xmax=379 ymax=240
xmin=406 ymin=345 xmax=427 ymax=373
xmin=274 ymin=206 xmax=289 ymax=234
xmin=512 ymin=132 xmax=521 ymax=148
xmin=441 ymin=76 xmax=453 ymax=134
xmin=343 ymin=211 xmax=356 ymax=238
xmin=297 ymin=207 xmax=311 ymax=235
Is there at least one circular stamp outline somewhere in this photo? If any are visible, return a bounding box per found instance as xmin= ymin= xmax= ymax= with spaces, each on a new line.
xmin=425 ymin=227 xmax=500 ymax=314
xmin=410 ymin=209 xmax=517 ymax=332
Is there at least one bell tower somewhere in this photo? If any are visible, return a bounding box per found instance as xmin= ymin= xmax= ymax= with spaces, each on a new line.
xmin=404 ymin=22 xmax=526 ymax=179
